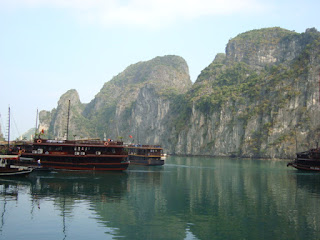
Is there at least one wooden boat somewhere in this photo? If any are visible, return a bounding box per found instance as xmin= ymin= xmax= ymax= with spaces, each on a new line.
xmin=13 ymin=138 xmax=129 ymax=171
xmin=127 ymin=144 xmax=164 ymax=166
xmin=287 ymin=148 xmax=320 ymax=171
xmin=0 ymin=108 xmax=33 ymax=176
xmin=0 ymin=155 xmax=33 ymax=176
xmin=10 ymin=101 xmax=129 ymax=171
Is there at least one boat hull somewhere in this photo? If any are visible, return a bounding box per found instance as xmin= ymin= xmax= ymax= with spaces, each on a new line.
xmin=287 ymin=162 xmax=320 ymax=171
xmin=24 ymin=155 xmax=129 ymax=171
xmin=0 ymin=168 xmax=33 ymax=176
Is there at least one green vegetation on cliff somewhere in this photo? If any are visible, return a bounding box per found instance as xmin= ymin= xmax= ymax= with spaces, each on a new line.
xmin=230 ymin=27 xmax=297 ymax=46
xmin=36 ymin=27 xmax=320 ymax=159
xmin=191 ymin=62 xmax=262 ymax=112
xmin=41 ymin=55 xmax=192 ymax=141
xmin=190 ymin=27 xmax=320 ymax=114
xmin=180 ymin=27 xmax=320 ymax=157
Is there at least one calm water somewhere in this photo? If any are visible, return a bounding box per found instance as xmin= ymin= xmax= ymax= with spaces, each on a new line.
xmin=0 ymin=156 xmax=320 ymax=240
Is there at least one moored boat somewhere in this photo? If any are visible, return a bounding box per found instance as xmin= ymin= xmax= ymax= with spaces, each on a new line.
xmin=0 ymin=107 xmax=33 ymax=176
xmin=127 ymin=144 xmax=164 ymax=166
xmin=287 ymin=148 xmax=320 ymax=171
xmin=0 ymin=155 xmax=33 ymax=176
xmin=13 ymin=138 xmax=129 ymax=171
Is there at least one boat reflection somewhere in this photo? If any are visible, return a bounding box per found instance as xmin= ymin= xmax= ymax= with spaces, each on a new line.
xmin=0 ymin=171 xmax=129 ymax=239
xmin=290 ymin=171 xmax=320 ymax=197
xmin=0 ymin=171 xmax=129 ymax=205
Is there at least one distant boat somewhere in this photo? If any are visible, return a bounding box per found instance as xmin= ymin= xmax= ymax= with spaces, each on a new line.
xmin=287 ymin=148 xmax=320 ymax=171
xmin=127 ymin=144 xmax=165 ymax=166
xmin=0 ymin=155 xmax=33 ymax=176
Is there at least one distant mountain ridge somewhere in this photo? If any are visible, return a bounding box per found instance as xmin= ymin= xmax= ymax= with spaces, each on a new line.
xmin=37 ymin=27 xmax=320 ymax=159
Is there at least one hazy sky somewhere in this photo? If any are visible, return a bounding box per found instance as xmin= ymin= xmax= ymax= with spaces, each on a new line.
xmin=0 ymin=0 xmax=319 ymax=139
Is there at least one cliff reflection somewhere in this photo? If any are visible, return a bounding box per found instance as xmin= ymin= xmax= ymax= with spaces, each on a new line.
xmin=87 ymin=158 xmax=320 ymax=239
xmin=0 ymin=158 xmax=320 ymax=240
xmin=111 ymin=158 xmax=320 ymax=239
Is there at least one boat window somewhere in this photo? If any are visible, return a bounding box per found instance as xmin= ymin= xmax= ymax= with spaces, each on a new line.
xmin=96 ymin=151 xmax=101 ymax=155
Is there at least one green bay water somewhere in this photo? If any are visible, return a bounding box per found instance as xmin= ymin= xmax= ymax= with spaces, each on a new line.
xmin=0 ymin=156 xmax=320 ymax=240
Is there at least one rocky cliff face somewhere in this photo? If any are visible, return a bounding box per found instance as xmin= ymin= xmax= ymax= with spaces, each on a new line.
xmin=225 ymin=28 xmax=300 ymax=67
xmin=38 ymin=28 xmax=320 ymax=159
xmin=39 ymin=89 xmax=88 ymax=139
xmin=171 ymin=27 xmax=320 ymax=158
xmin=39 ymin=55 xmax=192 ymax=142
xmin=0 ymin=124 xmax=4 ymax=141
xmin=85 ymin=55 xmax=192 ymax=144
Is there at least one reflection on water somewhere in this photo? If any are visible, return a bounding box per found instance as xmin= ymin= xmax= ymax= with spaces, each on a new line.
xmin=293 ymin=172 xmax=320 ymax=197
xmin=0 ymin=157 xmax=320 ymax=240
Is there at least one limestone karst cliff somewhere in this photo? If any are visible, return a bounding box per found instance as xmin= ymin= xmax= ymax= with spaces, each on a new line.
xmin=39 ymin=55 xmax=192 ymax=143
xmin=38 ymin=27 xmax=320 ymax=159
xmin=174 ymin=27 xmax=320 ymax=158
xmin=39 ymin=89 xmax=90 ymax=139
xmin=0 ymin=124 xmax=4 ymax=141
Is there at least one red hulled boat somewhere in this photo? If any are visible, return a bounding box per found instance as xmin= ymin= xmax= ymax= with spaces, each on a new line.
xmin=14 ymin=138 xmax=129 ymax=171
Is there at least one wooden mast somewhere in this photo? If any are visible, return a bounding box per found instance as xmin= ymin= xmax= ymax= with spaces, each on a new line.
xmin=7 ymin=107 xmax=10 ymax=152
xmin=34 ymin=108 xmax=38 ymax=139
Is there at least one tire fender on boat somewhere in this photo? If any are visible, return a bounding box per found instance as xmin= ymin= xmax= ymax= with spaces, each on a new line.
xmin=104 ymin=142 xmax=109 ymax=146
xmin=37 ymin=139 xmax=42 ymax=143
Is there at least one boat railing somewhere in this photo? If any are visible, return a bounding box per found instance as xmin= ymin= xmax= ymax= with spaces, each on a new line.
xmin=34 ymin=139 xmax=124 ymax=146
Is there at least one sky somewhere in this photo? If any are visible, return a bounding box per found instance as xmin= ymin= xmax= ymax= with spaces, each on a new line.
xmin=0 ymin=0 xmax=319 ymax=140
